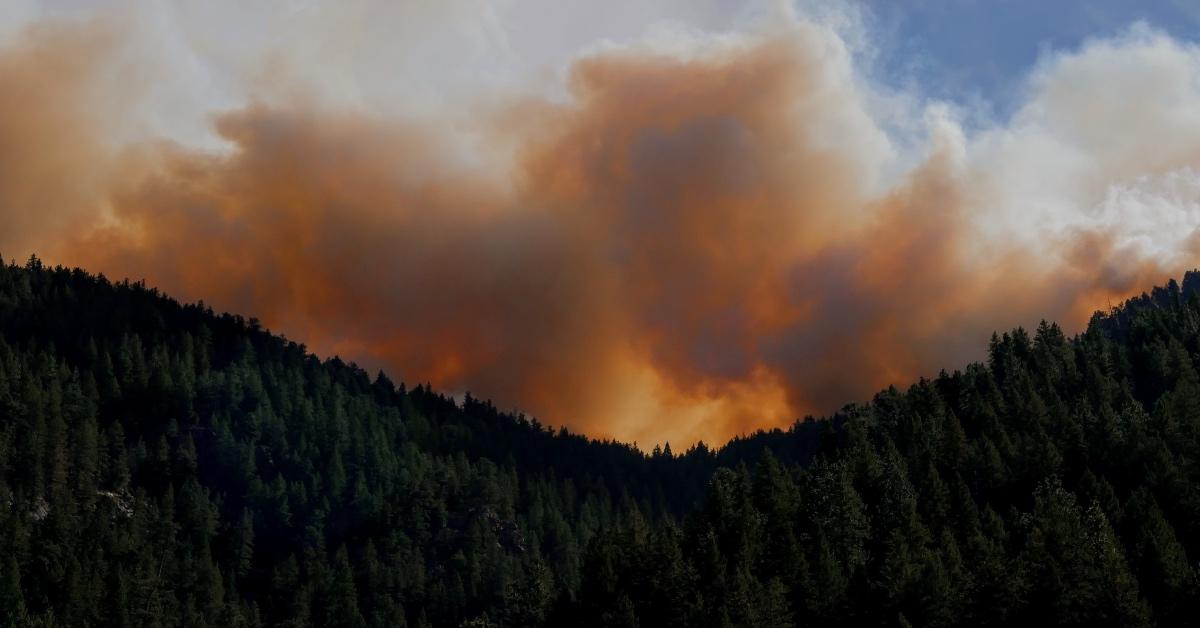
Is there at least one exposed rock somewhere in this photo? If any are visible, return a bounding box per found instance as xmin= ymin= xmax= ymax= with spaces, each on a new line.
xmin=29 ymin=497 xmax=48 ymax=522
xmin=96 ymin=489 xmax=134 ymax=518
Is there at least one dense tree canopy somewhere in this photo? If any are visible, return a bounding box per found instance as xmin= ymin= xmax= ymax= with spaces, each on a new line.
xmin=2 ymin=257 xmax=1200 ymax=626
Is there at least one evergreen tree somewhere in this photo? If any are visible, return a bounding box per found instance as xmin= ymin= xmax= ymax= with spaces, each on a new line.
xmin=3 ymin=259 xmax=1200 ymax=625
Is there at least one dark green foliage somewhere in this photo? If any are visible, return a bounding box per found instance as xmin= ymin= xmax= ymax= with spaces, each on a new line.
xmin=3 ymin=257 xmax=1200 ymax=625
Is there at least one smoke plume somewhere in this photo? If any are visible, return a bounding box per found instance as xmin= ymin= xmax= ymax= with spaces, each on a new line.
xmin=2 ymin=8 xmax=1199 ymax=446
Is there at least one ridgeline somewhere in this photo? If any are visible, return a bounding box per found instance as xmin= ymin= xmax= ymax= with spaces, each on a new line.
xmin=2 ymin=257 xmax=1199 ymax=626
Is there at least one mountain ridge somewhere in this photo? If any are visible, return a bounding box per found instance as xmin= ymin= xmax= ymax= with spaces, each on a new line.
xmin=2 ymin=256 xmax=1200 ymax=625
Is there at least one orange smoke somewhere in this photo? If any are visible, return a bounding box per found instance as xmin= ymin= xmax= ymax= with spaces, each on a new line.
xmin=0 ymin=18 xmax=1188 ymax=447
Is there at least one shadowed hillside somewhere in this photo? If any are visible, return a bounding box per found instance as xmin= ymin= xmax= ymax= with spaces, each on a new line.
xmin=2 ymin=257 xmax=1200 ymax=626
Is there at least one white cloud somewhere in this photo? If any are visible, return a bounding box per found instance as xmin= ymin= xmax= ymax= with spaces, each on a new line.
xmin=958 ymin=23 xmax=1200 ymax=263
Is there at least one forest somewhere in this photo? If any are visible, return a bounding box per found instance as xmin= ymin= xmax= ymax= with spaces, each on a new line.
xmin=2 ymin=255 xmax=1200 ymax=626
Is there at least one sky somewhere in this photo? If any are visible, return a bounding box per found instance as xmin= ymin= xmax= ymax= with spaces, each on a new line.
xmin=3 ymin=1 xmax=1200 ymax=447
xmin=862 ymin=0 xmax=1200 ymax=113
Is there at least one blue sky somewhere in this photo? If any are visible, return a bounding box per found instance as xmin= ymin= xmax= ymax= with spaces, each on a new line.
xmin=861 ymin=0 xmax=1200 ymax=114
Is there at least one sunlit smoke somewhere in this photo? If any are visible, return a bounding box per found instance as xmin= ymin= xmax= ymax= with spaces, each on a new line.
xmin=2 ymin=6 xmax=1199 ymax=446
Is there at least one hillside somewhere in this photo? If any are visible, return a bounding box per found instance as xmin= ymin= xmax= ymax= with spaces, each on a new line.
xmin=2 ymin=257 xmax=1200 ymax=626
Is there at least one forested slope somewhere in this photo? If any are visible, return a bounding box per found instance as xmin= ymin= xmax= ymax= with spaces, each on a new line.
xmin=2 ymin=257 xmax=1200 ymax=626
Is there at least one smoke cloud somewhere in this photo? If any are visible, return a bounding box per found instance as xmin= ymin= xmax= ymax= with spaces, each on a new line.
xmin=3 ymin=7 xmax=1200 ymax=446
